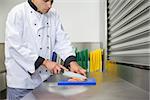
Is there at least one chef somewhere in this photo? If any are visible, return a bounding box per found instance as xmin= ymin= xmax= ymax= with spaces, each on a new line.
xmin=5 ymin=0 xmax=86 ymax=99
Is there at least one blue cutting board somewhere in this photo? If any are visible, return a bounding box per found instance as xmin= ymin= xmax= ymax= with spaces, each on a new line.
xmin=58 ymin=78 xmax=96 ymax=86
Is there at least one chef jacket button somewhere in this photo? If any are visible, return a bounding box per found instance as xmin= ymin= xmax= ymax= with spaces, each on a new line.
xmin=38 ymin=35 xmax=41 ymax=37
xmin=40 ymin=48 xmax=42 ymax=50
xmin=47 ymin=35 xmax=49 ymax=38
xmin=34 ymin=24 xmax=36 ymax=26
xmin=31 ymin=11 xmax=33 ymax=13
xmin=47 ymin=23 xmax=48 ymax=25
xmin=46 ymin=70 xmax=48 ymax=72
xmin=47 ymin=46 xmax=49 ymax=49
xmin=39 ymin=71 xmax=41 ymax=73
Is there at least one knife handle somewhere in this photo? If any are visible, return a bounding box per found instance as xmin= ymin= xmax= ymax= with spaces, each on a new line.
xmin=60 ymin=68 xmax=64 ymax=73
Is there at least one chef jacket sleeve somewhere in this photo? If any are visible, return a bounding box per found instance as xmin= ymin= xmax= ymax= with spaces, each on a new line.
xmin=5 ymin=8 xmax=39 ymax=74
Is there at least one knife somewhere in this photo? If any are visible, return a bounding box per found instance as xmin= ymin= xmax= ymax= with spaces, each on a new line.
xmin=60 ymin=68 xmax=87 ymax=80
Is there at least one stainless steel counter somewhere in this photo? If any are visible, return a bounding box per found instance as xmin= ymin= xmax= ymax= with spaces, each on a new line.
xmin=22 ymin=72 xmax=149 ymax=100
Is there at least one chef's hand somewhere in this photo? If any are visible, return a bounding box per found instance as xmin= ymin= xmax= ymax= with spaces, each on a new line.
xmin=43 ymin=59 xmax=68 ymax=74
xmin=69 ymin=61 xmax=86 ymax=76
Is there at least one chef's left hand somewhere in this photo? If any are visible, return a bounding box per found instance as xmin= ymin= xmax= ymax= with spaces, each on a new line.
xmin=69 ymin=61 xmax=86 ymax=76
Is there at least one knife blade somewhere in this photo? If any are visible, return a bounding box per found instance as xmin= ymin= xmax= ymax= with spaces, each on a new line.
xmin=60 ymin=68 xmax=87 ymax=80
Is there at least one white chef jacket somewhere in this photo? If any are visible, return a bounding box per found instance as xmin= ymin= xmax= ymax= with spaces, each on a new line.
xmin=5 ymin=1 xmax=75 ymax=89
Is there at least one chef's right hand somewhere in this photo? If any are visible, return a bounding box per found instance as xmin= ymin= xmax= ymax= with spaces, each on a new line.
xmin=42 ymin=59 xmax=68 ymax=74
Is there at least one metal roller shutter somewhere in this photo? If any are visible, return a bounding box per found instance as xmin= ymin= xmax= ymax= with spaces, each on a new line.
xmin=107 ymin=0 xmax=150 ymax=68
